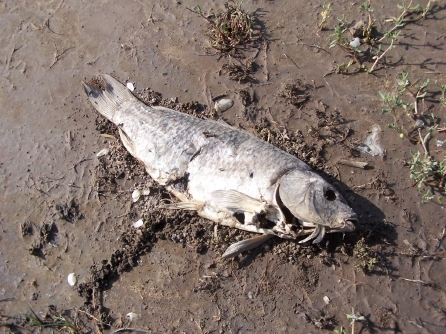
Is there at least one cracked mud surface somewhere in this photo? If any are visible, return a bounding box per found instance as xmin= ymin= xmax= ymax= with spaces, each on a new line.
xmin=1 ymin=1 xmax=445 ymax=333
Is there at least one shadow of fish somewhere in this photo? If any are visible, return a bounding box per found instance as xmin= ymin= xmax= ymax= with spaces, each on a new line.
xmin=83 ymin=74 xmax=358 ymax=258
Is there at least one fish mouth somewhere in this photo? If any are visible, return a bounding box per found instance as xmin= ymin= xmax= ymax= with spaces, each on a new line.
xmin=341 ymin=218 xmax=359 ymax=232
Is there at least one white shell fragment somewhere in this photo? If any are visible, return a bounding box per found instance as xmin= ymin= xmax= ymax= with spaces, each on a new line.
xmin=133 ymin=219 xmax=144 ymax=228
xmin=126 ymin=82 xmax=135 ymax=91
xmin=132 ymin=189 xmax=141 ymax=202
xmin=358 ymin=124 xmax=383 ymax=157
xmin=323 ymin=296 xmax=330 ymax=304
xmin=96 ymin=148 xmax=109 ymax=157
xmin=214 ymin=98 xmax=234 ymax=112
xmin=350 ymin=37 xmax=361 ymax=48
xmin=67 ymin=273 xmax=77 ymax=286
xmin=126 ymin=312 xmax=138 ymax=322
xmin=142 ymin=189 xmax=151 ymax=196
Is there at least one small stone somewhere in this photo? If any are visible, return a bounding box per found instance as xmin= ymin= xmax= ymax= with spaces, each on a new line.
xmin=214 ymin=98 xmax=234 ymax=112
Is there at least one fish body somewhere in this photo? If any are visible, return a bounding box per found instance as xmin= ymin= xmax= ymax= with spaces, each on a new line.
xmin=83 ymin=75 xmax=358 ymax=256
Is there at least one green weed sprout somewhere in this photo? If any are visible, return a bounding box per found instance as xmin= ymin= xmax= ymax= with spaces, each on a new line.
xmin=346 ymin=308 xmax=366 ymax=334
xmin=318 ymin=3 xmax=332 ymax=30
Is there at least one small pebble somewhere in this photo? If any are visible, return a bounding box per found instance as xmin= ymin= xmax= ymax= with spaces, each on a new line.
xmin=214 ymin=98 xmax=234 ymax=112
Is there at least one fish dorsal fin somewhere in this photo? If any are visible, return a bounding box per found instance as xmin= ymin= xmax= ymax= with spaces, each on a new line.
xmin=211 ymin=190 xmax=265 ymax=213
xmin=222 ymin=234 xmax=274 ymax=258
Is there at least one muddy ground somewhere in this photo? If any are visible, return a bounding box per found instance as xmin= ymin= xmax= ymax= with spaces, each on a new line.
xmin=1 ymin=0 xmax=445 ymax=333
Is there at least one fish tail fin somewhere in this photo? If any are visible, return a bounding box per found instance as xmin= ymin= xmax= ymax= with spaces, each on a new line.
xmin=82 ymin=74 xmax=137 ymax=122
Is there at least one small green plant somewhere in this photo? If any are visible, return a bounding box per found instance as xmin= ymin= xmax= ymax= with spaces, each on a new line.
xmin=328 ymin=23 xmax=364 ymax=74
xmin=326 ymin=1 xmax=433 ymax=74
xmin=334 ymin=326 xmax=347 ymax=333
xmin=189 ymin=2 xmax=259 ymax=53
xmin=379 ymin=72 xmax=430 ymax=136
xmin=331 ymin=60 xmax=354 ymax=74
xmin=335 ymin=308 xmax=366 ymax=334
xmin=436 ymin=81 xmax=446 ymax=108
xmin=409 ymin=151 xmax=446 ymax=203
xmin=353 ymin=237 xmax=377 ymax=272
xmin=381 ymin=0 xmax=434 ymax=41
xmin=318 ymin=3 xmax=332 ymax=30
xmin=368 ymin=31 xmax=400 ymax=73
xmin=359 ymin=1 xmax=375 ymax=44
xmin=378 ymin=89 xmax=407 ymax=137
xmin=346 ymin=308 xmax=366 ymax=334
xmin=24 ymin=308 xmax=78 ymax=334
xmin=379 ymin=73 xmax=445 ymax=203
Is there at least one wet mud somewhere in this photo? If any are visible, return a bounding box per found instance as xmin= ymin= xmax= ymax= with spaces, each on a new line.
xmin=1 ymin=0 xmax=446 ymax=333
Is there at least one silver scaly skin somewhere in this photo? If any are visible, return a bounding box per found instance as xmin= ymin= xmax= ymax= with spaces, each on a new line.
xmin=83 ymin=74 xmax=358 ymax=258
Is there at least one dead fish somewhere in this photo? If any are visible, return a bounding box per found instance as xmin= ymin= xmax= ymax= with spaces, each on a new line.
xmin=83 ymin=74 xmax=358 ymax=257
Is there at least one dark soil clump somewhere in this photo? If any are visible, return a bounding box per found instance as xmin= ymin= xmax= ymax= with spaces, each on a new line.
xmin=56 ymin=200 xmax=83 ymax=223
xmin=280 ymin=81 xmax=312 ymax=107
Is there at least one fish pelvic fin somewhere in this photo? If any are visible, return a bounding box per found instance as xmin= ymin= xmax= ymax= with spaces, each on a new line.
xmin=82 ymin=74 xmax=137 ymax=122
xmin=222 ymin=234 xmax=274 ymax=258
xmin=163 ymin=201 xmax=204 ymax=211
xmin=118 ymin=128 xmax=136 ymax=156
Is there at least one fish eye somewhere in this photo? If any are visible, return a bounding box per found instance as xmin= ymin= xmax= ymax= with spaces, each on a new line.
xmin=324 ymin=189 xmax=337 ymax=201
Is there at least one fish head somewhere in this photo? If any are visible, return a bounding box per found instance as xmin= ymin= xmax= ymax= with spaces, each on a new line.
xmin=278 ymin=169 xmax=358 ymax=233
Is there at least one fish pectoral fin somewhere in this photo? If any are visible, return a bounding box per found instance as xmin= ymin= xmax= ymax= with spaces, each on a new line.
xmin=118 ymin=128 xmax=136 ymax=156
xmin=312 ymin=225 xmax=326 ymax=244
xmin=298 ymin=225 xmax=321 ymax=244
xmin=211 ymin=190 xmax=265 ymax=213
xmin=222 ymin=234 xmax=275 ymax=259
xmin=162 ymin=201 xmax=203 ymax=211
